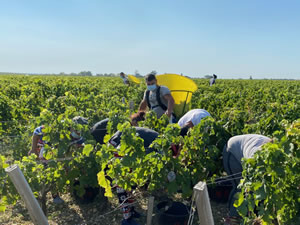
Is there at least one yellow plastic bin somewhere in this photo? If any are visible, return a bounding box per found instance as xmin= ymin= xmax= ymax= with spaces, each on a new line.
xmin=156 ymin=74 xmax=198 ymax=118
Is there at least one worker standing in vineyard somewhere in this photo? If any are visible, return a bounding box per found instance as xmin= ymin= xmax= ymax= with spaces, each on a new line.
xmin=222 ymin=134 xmax=272 ymax=224
xmin=177 ymin=109 xmax=211 ymax=136
xmin=120 ymin=72 xmax=130 ymax=85
xmin=138 ymin=73 xmax=175 ymax=122
xmin=210 ymin=74 xmax=217 ymax=86
xmin=29 ymin=116 xmax=88 ymax=204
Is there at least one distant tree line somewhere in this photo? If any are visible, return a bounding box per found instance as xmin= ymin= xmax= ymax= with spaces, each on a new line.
xmin=2 ymin=72 xmax=297 ymax=80
xmin=0 ymin=70 xmax=151 ymax=77
xmin=0 ymin=71 xmax=119 ymax=77
xmin=58 ymin=71 xmax=122 ymax=77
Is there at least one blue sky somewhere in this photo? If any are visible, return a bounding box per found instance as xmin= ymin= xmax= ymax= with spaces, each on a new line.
xmin=0 ymin=0 xmax=299 ymax=79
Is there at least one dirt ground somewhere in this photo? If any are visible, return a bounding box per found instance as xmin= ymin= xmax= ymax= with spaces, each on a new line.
xmin=0 ymin=190 xmax=228 ymax=225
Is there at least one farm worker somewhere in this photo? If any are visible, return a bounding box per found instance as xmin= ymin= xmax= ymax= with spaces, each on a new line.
xmin=29 ymin=116 xmax=87 ymax=157
xmin=177 ymin=109 xmax=211 ymax=136
xmin=120 ymin=72 xmax=130 ymax=85
xmin=222 ymin=134 xmax=272 ymax=224
xmin=29 ymin=125 xmax=50 ymax=159
xmin=108 ymin=127 xmax=159 ymax=224
xmin=90 ymin=112 xmax=146 ymax=144
xmin=28 ymin=116 xmax=88 ymax=204
xmin=138 ymin=73 xmax=175 ymax=122
xmin=90 ymin=111 xmax=147 ymax=145
xmin=109 ymin=127 xmax=159 ymax=155
xmin=90 ymin=118 xmax=109 ymax=144
xmin=68 ymin=116 xmax=87 ymax=148
xmin=210 ymin=74 xmax=217 ymax=86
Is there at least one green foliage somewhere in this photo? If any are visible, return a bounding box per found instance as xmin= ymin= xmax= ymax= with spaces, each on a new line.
xmin=235 ymin=120 xmax=300 ymax=224
xmin=0 ymin=155 xmax=9 ymax=212
xmin=96 ymin=117 xmax=228 ymax=198
xmin=0 ymin=76 xmax=144 ymax=213
xmin=0 ymin=75 xmax=299 ymax=221
xmin=192 ymin=79 xmax=299 ymax=136
xmin=138 ymin=110 xmax=170 ymax=133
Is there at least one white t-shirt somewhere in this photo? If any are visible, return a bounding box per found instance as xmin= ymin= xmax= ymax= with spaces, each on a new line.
xmin=226 ymin=134 xmax=271 ymax=162
xmin=178 ymin=109 xmax=211 ymax=128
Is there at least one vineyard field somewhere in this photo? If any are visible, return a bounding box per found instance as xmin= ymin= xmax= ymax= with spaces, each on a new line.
xmin=0 ymin=75 xmax=299 ymax=225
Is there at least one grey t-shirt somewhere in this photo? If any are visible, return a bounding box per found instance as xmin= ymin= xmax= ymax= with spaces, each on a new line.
xmin=143 ymin=85 xmax=171 ymax=118
xmin=226 ymin=134 xmax=271 ymax=162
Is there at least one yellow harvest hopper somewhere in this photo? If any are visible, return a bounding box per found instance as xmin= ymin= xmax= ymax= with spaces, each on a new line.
xmin=127 ymin=75 xmax=141 ymax=84
xmin=156 ymin=74 xmax=197 ymax=118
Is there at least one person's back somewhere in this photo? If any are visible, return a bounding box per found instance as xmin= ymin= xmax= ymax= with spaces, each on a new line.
xmin=109 ymin=127 xmax=158 ymax=150
xmin=223 ymin=134 xmax=271 ymax=221
xmin=226 ymin=134 xmax=271 ymax=162
xmin=178 ymin=109 xmax=211 ymax=128
xmin=90 ymin=118 xmax=109 ymax=144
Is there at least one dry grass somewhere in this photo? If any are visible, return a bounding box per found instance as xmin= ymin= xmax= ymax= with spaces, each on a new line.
xmin=0 ymin=190 xmax=228 ymax=225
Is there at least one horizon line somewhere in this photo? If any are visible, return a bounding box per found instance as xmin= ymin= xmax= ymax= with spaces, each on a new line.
xmin=0 ymin=71 xmax=299 ymax=80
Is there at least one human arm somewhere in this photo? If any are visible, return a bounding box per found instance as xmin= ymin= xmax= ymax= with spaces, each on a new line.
xmin=163 ymin=94 xmax=175 ymax=117
xmin=184 ymin=121 xmax=194 ymax=128
xmin=138 ymin=99 xmax=148 ymax=111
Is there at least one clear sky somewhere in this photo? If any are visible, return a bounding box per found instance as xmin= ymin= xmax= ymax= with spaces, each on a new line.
xmin=0 ymin=0 xmax=299 ymax=79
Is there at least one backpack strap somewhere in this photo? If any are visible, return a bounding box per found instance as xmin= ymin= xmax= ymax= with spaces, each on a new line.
xmin=146 ymin=86 xmax=168 ymax=111
xmin=156 ymin=86 xmax=168 ymax=111
xmin=146 ymin=90 xmax=151 ymax=109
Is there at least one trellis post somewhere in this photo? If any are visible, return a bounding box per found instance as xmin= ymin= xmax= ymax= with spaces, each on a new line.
xmin=193 ymin=181 xmax=214 ymax=225
xmin=5 ymin=164 xmax=49 ymax=225
xmin=146 ymin=196 xmax=154 ymax=225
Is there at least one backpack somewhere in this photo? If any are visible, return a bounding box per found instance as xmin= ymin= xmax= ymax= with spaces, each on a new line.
xmin=145 ymin=86 xmax=177 ymax=122
xmin=145 ymin=86 xmax=167 ymax=111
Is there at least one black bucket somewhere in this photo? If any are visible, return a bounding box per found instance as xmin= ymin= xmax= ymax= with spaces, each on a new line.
xmin=73 ymin=181 xmax=100 ymax=204
xmin=207 ymin=178 xmax=233 ymax=203
xmin=156 ymin=201 xmax=189 ymax=225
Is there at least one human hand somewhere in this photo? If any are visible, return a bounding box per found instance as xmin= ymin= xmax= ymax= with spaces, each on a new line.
xmin=164 ymin=110 xmax=171 ymax=117
xmin=170 ymin=143 xmax=180 ymax=158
